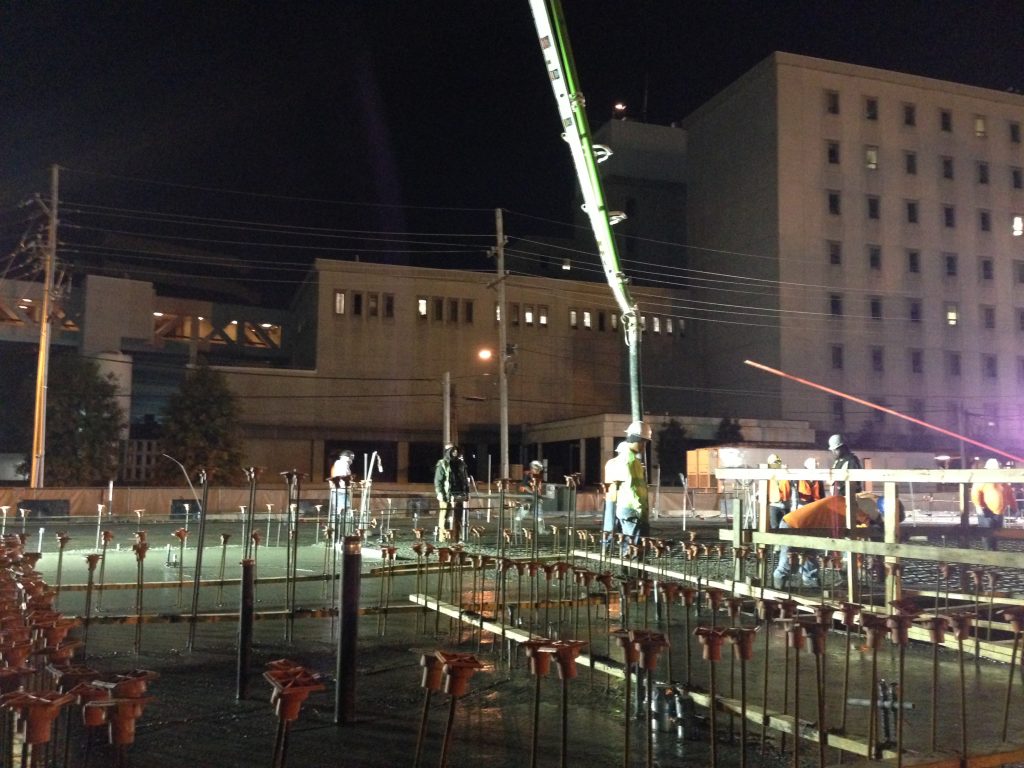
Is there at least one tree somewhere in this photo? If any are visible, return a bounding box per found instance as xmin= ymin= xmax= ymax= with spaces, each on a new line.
xmin=655 ymin=419 xmax=688 ymax=486
xmin=24 ymin=353 xmax=124 ymax=486
xmin=714 ymin=417 xmax=744 ymax=443
xmin=156 ymin=363 xmax=244 ymax=486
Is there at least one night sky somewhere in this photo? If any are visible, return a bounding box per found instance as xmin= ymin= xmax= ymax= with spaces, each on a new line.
xmin=3 ymin=1 xmax=1023 ymax=302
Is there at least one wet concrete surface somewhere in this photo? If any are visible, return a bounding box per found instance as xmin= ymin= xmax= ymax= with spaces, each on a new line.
xmin=10 ymin=513 xmax=1024 ymax=767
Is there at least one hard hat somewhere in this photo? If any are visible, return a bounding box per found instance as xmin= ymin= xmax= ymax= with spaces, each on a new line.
xmin=804 ymin=457 xmax=817 ymax=470
xmin=625 ymin=420 xmax=652 ymax=441
xmin=984 ymin=458 xmax=1001 ymax=470
xmin=766 ymin=453 xmax=781 ymax=467
xmin=827 ymin=434 xmax=844 ymax=451
xmin=529 ymin=460 xmax=545 ymax=472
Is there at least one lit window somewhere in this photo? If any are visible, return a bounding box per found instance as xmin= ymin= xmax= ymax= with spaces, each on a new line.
xmin=610 ymin=314 xmax=618 ymax=330
xmin=1014 ymin=215 xmax=1024 ymax=237
xmin=417 ymin=297 xmax=428 ymax=319
xmin=665 ymin=318 xmax=673 ymax=335
xmin=825 ymin=90 xmax=839 ymax=115
xmin=524 ymin=304 xmax=534 ymax=326
xmin=538 ymin=305 xmax=548 ymax=326
xmin=652 ymin=317 xmax=661 ymax=333
xmin=945 ymin=303 xmax=959 ymax=326
xmin=495 ymin=303 xmax=501 ymax=323
xmin=334 ymin=290 xmax=346 ymax=315
xmin=974 ymin=115 xmax=987 ymax=137
xmin=865 ymin=145 xmax=879 ymax=169
xmin=583 ymin=311 xmax=592 ymax=329
xmin=569 ymin=309 xmax=578 ymax=329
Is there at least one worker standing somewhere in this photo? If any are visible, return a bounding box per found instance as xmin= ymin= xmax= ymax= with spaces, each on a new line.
xmin=971 ymin=458 xmax=1012 ymax=551
xmin=434 ymin=444 xmax=470 ymax=543
xmin=602 ymin=446 xmax=628 ymax=555
xmin=828 ymin=434 xmax=862 ymax=497
xmin=614 ymin=421 xmax=652 ymax=552
xmin=794 ymin=457 xmax=825 ymax=508
xmin=765 ymin=453 xmax=791 ymax=528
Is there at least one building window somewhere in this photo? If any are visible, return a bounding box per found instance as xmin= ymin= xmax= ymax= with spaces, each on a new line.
xmin=867 ymin=195 xmax=880 ymax=220
xmin=871 ymin=347 xmax=884 ymax=372
xmin=979 ymin=210 xmax=992 ymax=232
xmin=974 ymin=115 xmax=987 ymax=137
xmin=597 ymin=311 xmax=607 ymax=331
xmin=983 ymin=354 xmax=998 ymax=379
xmin=980 ymin=258 xmax=994 ymax=281
xmin=1018 ymin=357 xmax=1024 ymax=384
xmin=831 ymin=344 xmax=844 ymax=370
xmin=905 ymin=151 xmax=917 ymax=175
xmin=865 ymin=97 xmax=878 ymax=120
xmin=982 ymin=305 xmax=996 ymax=329
xmin=940 ymin=109 xmax=953 ymax=132
xmin=569 ymin=309 xmax=578 ymax=329
xmin=941 ymin=156 xmax=954 ymax=179
xmin=383 ymin=294 xmax=395 ymax=319
xmin=943 ymin=206 xmax=956 ymax=228
xmin=1012 ymin=121 xmax=1022 ymax=144
xmin=868 ymin=244 xmax=881 ymax=270
xmin=829 ymin=294 xmax=843 ymax=316
xmin=828 ymin=240 xmax=842 ymax=265
xmin=945 ymin=302 xmax=959 ymax=326
xmin=831 ymin=397 xmax=845 ymax=425
xmin=947 ymin=351 xmax=961 ymax=376
xmin=462 ymin=299 xmax=473 ymax=324
xmin=652 ymin=316 xmax=661 ymax=333
xmin=446 ymin=298 xmax=458 ymax=322
xmin=1016 ymin=261 xmax=1024 ymax=284
xmin=903 ymin=103 xmax=916 ymax=126
xmin=417 ymin=297 xmax=428 ymax=319
xmin=334 ymin=290 xmax=346 ymax=315
xmin=827 ymin=190 xmax=841 ymax=215
xmin=826 ymin=141 xmax=840 ymax=165
xmin=352 ymin=292 xmax=364 ymax=317
xmin=368 ymin=292 xmax=379 ymax=317
xmin=910 ymin=349 xmax=924 ymax=374
xmin=538 ymin=305 xmax=548 ymax=326
xmin=509 ymin=303 xmax=520 ymax=326
xmin=1012 ymin=167 xmax=1022 ymax=190
xmin=524 ymin=304 xmax=534 ymax=326
xmin=870 ymin=297 xmax=882 ymax=320
xmin=825 ymin=90 xmax=839 ymax=115
xmin=582 ymin=310 xmax=592 ymax=329
xmin=610 ymin=313 xmax=618 ymax=331
xmin=944 ymin=252 xmax=959 ymax=276
xmin=432 ymin=297 xmax=443 ymax=322
xmin=978 ymin=162 xmax=989 ymax=184
xmin=865 ymin=145 xmax=879 ymax=169
xmin=1018 ymin=309 xmax=1024 ymax=332
xmin=905 ymin=200 xmax=919 ymax=224
xmin=1016 ymin=215 xmax=1024 ymax=237
xmin=907 ymin=249 xmax=920 ymax=274
xmin=665 ymin=317 xmax=674 ymax=334
xmin=909 ymin=299 xmax=921 ymax=323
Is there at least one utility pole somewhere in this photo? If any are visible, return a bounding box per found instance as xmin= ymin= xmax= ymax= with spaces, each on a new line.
xmin=30 ymin=164 xmax=59 ymax=489
xmin=496 ymin=208 xmax=510 ymax=480
xmin=442 ymin=370 xmax=451 ymax=446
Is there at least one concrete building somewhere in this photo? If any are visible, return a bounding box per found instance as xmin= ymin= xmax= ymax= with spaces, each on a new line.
xmin=674 ymin=52 xmax=1024 ymax=452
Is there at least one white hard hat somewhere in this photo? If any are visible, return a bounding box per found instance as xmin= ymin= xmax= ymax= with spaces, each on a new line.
xmin=827 ymin=434 xmax=844 ymax=451
xmin=625 ymin=420 xmax=652 ymax=440
xmin=984 ymin=458 xmax=1001 ymax=470
xmin=766 ymin=453 xmax=781 ymax=467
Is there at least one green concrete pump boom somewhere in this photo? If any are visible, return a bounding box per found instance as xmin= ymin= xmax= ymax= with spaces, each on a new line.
xmin=527 ymin=0 xmax=643 ymax=422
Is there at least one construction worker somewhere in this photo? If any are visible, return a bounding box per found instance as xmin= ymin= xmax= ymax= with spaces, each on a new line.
xmin=434 ymin=444 xmax=470 ymax=543
xmin=828 ymin=433 xmax=862 ymax=497
xmin=766 ymin=453 xmax=791 ymax=528
xmin=772 ymin=492 xmax=880 ymax=589
xmin=971 ymin=458 xmax=1012 ymax=551
xmin=602 ymin=446 xmax=628 ymax=553
xmin=794 ymin=457 xmax=826 ymax=507
xmin=329 ymin=449 xmax=355 ymax=519
xmin=614 ymin=421 xmax=651 ymax=550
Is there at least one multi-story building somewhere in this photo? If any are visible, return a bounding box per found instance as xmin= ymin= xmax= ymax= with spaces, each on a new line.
xmin=677 ymin=52 xmax=1024 ymax=452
